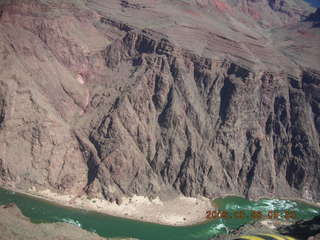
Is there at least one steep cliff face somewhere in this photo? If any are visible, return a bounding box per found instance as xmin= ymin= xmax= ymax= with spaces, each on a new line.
xmin=75 ymin=30 xmax=320 ymax=202
xmin=0 ymin=0 xmax=107 ymax=194
xmin=0 ymin=0 xmax=319 ymax=203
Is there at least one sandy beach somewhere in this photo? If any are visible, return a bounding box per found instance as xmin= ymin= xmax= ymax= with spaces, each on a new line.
xmin=2 ymin=186 xmax=215 ymax=226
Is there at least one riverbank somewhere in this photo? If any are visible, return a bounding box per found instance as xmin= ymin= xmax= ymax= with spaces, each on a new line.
xmin=0 ymin=203 xmax=139 ymax=240
xmin=1 ymin=186 xmax=319 ymax=240
xmin=0 ymin=185 xmax=214 ymax=227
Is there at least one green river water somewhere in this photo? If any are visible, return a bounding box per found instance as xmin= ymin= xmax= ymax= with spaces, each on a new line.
xmin=0 ymin=187 xmax=319 ymax=240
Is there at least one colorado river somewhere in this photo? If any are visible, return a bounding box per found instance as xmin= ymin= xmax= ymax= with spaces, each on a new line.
xmin=0 ymin=188 xmax=319 ymax=240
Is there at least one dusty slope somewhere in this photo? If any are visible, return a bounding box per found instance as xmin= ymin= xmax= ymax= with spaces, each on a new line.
xmin=0 ymin=0 xmax=319 ymax=206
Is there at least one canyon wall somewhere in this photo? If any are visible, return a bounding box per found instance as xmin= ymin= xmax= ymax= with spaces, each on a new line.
xmin=0 ymin=0 xmax=319 ymax=203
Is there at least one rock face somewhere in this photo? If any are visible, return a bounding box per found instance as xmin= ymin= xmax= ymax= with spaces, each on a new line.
xmin=230 ymin=0 xmax=313 ymax=27
xmin=279 ymin=215 xmax=320 ymax=240
xmin=306 ymin=8 xmax=320 ymax=23
xmin=0 ymin=0 xmax=319 ymax=203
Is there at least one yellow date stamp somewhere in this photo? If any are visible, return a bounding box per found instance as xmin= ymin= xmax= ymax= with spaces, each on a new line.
xmin=205 ymin=210 xmax=297 ymax=220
